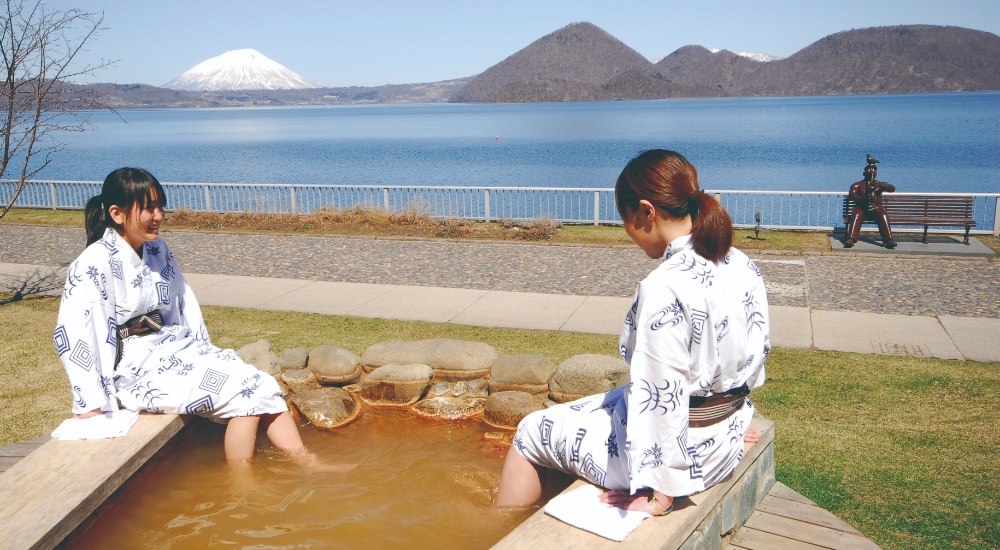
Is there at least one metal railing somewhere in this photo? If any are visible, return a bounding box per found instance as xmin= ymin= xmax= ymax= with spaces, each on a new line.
xmin=3 ymin=179 xmax=998 ymax=235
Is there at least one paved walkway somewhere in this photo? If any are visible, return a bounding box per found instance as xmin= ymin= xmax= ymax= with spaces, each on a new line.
xmin=2 ymin=224 xmax=998 ymax=362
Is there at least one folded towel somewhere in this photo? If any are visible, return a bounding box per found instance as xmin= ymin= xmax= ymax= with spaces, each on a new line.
xmin=543 ymin=483 xmax=650 ymax=541
xmin=51 ymin=410 xmax=139 ymax=440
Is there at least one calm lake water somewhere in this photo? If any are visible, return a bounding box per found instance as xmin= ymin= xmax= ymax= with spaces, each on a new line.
xmin=38 ymin=92 xmax=1000 ymax=193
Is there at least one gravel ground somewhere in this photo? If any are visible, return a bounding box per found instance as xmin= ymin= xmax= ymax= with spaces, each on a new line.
xmin=2 ymin=224 xmax=996 ymax=318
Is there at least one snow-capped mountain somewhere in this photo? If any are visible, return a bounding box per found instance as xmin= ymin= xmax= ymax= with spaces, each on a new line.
xmin=708 ymin=49 xmax=783 ymax=62
xmin=162 ymin=49 xmax=323 ymax=91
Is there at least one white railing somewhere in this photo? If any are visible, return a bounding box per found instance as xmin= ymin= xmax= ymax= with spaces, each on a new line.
xmin=3 ymin=179 xmax=999 ymax=235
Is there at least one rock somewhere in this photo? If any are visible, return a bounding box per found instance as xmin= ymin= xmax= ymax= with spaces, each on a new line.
xmin=430 ymin=381 xmax=451 ymax=396
xmin=361 ymin=339 xmax=497 ymax=381
xmin=290 ymin=387 xmax=361 ymax=430
xmin=489 ymin=354 xmax=557 ymax=395
xmin=237 ymin=340 xmax=279 ymax=376
xmin=359 ymin=364 xmax=434 ymax=406
xmin=483 ymin=391 xmax=545 ymax=430
xmin=451 ymin=381 xmax=468 ymax=397
xmin=549 ymin=354 xmax=629 ymax=403
xmin=276 ymin=347 xmax=309 ymax=371
xmin=467 ymin=379 xmax=489 ymax=398
xmin=411 ymin=396 xmax=486 ymax=421
xmin=309 ymin=345 xmax=363 ymax=385
xmin=281 ymin=369 xmax=321 ymax=394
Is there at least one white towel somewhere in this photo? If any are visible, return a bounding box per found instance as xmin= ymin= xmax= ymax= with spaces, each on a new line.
xmin=543 ymin=483 xmax=651 ymax=542
xmin=51 ymin=410 xmax=139 ymax=440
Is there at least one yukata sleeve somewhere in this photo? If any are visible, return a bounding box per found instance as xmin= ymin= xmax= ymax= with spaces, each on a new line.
xmin=54 ymin=257 xmax=120 ymax=414
xmin=626 ymin=281 xmax=703 ymax=498
xmin=160 ymin=241 xmax=211 ymax=345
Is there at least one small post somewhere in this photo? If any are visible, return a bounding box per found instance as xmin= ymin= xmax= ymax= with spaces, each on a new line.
xmin=484 ymin=189 xmax=491 ymax=223
xmin=50 ymin=182 xmax=57 ymax=210
xmin=383 ymin=188 xmax=390 ymax=211
xmin=594 ymin=191 xmax=600 ymax=226
xmin=993 ymin=198 xmax=999 ymax=236
xmin=290 ymin=186 xmax=297 ymax=215
xmin=204 ymin=185 xmax=211 ymax=212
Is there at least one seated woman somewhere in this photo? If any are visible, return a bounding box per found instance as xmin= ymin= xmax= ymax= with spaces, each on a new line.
xmin=495 ymin=150 xmax=769 ymax=516
xmin=54 ymin=167 xmax=347 ymax=469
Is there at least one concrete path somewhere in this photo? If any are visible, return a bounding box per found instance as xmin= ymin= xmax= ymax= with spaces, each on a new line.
xmin=2 ymin=257 xmax=997 ymax=363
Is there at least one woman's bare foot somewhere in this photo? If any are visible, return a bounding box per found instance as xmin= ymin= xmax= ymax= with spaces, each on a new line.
xmin=286 ymin=448 xmax=357 ymax=473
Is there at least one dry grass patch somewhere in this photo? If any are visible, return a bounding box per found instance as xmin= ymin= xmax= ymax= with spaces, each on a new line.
xmin=0 ymin=295 xmax=70 ymax=446
xmin=165 ymin=207 xmax=560 ymax=241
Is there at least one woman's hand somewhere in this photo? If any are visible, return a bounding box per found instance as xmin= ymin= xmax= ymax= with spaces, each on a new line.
xmin=73 ymin=408 xmax=103 ymax=419
xmin=744 ymin=427 xmax=760 ymax=443
xmin=598 ymin=489 xmax=673 ymax=515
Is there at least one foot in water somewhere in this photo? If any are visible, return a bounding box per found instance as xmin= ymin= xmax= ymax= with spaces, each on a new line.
xmin=287 ymin=448 xmax=357 ymax=473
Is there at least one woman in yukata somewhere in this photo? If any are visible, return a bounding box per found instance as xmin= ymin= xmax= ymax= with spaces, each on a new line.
xmin=495 ymin=150 xmax=769 ymax=516
xmin=55 ymin=167 xmax=345 ymax=469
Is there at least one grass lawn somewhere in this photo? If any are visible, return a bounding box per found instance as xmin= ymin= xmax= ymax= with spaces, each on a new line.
xmin=1 ymin=295 xmax=996 ymax=549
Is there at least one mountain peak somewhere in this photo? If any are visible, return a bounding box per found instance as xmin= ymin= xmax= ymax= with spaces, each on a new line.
xmin=163 ymin=49 xmax=323 ymax=91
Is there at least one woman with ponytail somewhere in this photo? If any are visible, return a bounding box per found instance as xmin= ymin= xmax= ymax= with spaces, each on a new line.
xmin=496 ymin=150 xmax=769 ymax=520
xmin=57 ymin=168 xmax=350 ymax=471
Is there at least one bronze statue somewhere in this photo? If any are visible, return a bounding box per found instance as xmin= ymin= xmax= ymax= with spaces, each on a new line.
xmin=845 ymin=155 xmax=896 ymax=248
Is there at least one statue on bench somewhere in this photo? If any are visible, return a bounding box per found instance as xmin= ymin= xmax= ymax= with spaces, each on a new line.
xmin=845 ymin=155 xmax=896 ymax=249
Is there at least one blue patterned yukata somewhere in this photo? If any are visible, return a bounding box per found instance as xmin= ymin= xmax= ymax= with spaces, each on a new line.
xmin=514 ymin=235 xmax=769 ymax=498
xmin=54 ymin=228 xmax=287 ymax=420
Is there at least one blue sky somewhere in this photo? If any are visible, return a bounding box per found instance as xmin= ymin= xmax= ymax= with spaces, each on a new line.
xmin=42 ymin=0 xmax=1000 ymax=88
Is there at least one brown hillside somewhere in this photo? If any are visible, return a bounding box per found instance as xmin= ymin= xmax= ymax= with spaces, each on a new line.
xmin=449 ymin=22 xmax=654 ymax=103
xmin=455 ymin=23 xmax=1000 ymax=102
xmin=653 ymin=46 xmax=762 ymax=95
xmin=748 ymin=24 xmax=1000 ymax=96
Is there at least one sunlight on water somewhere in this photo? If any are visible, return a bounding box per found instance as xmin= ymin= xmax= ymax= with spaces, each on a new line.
xmin=71 ymin=410 xmax=561 ymax=549
xmin=37 ymin=93 xmax=1000 ymax=192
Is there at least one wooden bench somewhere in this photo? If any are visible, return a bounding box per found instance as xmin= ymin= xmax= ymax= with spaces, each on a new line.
xmin=842 ymin=194 xmax=976 ymax=244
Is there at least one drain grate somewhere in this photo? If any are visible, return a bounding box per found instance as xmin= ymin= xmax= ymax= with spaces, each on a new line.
xmin=874 ymin=342 xmax=929 ymax=357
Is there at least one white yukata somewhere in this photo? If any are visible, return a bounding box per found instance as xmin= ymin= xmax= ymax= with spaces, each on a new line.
xmin=54 ymin=227 xmax=287 ymax=420
xmin=514 ymin=235 xmax=769 ymax=498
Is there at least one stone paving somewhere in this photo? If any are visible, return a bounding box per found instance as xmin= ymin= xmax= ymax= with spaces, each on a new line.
xmin=1 ymin=224 xmax=997 ymax=318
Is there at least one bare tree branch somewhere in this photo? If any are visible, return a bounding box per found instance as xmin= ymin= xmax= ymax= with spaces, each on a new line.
xmin=0 ymin=0 xmax=115 ymax=219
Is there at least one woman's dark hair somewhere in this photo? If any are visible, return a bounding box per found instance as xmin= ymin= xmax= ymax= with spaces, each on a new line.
xmin=85 ymin=168 xmax=167 ymax=246
xmin=615 ymin=149 xmax=732 ymax=262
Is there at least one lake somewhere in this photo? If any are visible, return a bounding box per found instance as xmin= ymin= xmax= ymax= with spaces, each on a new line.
xmin=35 ymin=92 xmax=1000 ymax=194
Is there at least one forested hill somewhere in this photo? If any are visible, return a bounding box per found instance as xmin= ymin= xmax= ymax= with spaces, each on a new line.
xmin=450 ymin=23 xmax=1000 ymax=103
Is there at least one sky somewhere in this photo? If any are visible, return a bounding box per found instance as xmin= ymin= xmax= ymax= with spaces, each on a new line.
xmin=37 ymin=0 xmax=1000 ymax=88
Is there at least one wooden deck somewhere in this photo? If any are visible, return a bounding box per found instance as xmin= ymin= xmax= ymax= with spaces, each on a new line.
xmin=727 ymin=483 xmax=881 ymax=549
xmin=0 ymin=436 xmax=50 ymax=473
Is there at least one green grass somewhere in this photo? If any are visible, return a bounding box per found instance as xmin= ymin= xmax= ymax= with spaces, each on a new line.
xmin=1 ymin=295 xmax=997 ymax=548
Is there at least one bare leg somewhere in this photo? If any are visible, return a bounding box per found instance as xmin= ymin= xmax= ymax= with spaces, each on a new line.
xmin=495 ymin=446 xmax=545 ymax=507
xmin=261 ymin=411 xmax=356 ymax=473
xmin=225 ymin=415 xmax=261 ymax=462
xmin=261 ymin=412 xmax=305 ymax=452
